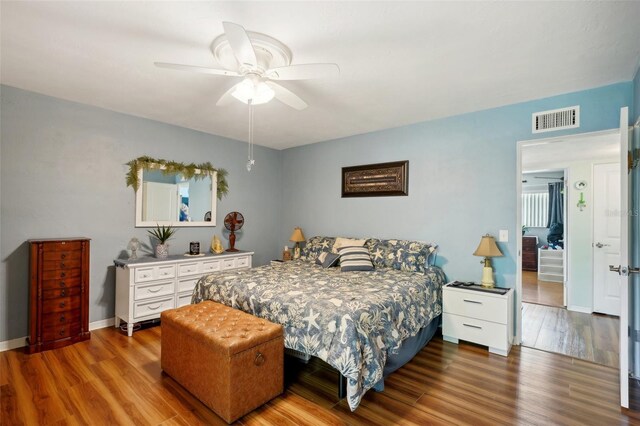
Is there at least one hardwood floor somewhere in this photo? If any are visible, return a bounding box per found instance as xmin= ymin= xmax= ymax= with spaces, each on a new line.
xmin=522 ymin=302 xmax=619 ymax=368
xmin=522 ymin=270 xmax=564 ymax=307
xmin=2 ymin=325 xmax=637 ymax=425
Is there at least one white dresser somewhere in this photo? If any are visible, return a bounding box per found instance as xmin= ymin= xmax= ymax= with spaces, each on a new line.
xmin=442 ymin=283 xmax=514 ymax=356
xmin=114 ymin=251 xmax=253 ymax=336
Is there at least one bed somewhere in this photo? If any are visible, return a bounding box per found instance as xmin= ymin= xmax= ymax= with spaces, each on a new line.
xmin=191 ymin=237 xmax=446 ymax=411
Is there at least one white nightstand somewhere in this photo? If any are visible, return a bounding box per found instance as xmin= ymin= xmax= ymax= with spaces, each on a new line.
xmin=442 ymin=283 xmax=514 ymax=356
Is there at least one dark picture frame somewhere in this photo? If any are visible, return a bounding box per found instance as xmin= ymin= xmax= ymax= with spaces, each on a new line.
xmin=341 ymin=161 xmax=409 ymax=197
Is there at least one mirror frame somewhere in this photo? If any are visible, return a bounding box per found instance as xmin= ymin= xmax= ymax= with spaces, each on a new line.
xmin=135 ymin=165 xmax=217 ymax=227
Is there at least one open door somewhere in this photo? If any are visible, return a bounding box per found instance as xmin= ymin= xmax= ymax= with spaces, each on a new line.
xmin=612 ymin=106 xmax=638 ymax=408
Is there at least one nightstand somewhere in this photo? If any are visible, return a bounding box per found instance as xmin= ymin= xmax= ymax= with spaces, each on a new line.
xmin=442 ymin=283 xmax=514 ymax=356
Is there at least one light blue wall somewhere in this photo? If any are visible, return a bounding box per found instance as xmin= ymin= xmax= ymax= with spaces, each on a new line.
xmin=634 ymin=63 xmax=640 ymax=122
xmin=280 ymin=83 xmax=632 ymax=290
xmin=0 ymin=85 xmax=282 ymax=341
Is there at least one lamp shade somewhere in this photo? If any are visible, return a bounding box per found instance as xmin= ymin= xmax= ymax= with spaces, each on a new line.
xmin=289 ymin=227 xmax=306 ymax=243
xmin=473 ymin=234 xmax=503 ymax=258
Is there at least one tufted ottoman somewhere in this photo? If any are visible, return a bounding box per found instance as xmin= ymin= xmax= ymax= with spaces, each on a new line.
xmin=161 ymin=301 xmax=284 ymax=424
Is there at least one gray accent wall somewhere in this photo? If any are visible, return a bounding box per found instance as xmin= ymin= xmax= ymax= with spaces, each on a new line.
xmin=0 ymin=86 xmax=282 ymax=341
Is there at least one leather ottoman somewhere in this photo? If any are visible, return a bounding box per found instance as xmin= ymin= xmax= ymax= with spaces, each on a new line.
xmin=161 ymin=301 xmax=284 ymax=423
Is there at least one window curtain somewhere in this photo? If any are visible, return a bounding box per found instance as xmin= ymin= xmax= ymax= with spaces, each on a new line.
xmin=546 ymin=182 xmax=564 ymax=228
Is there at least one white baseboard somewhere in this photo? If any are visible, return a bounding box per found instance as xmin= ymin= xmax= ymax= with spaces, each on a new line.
xmin=0 ymin=336 xmax=27 ymax=352
xmin=567 ymin=305 xmax=592 ymax=314
xmin=0 ymin=317 xmax=116 ymax=352
xmin=89 ymin=317 xmax=115 ymax=331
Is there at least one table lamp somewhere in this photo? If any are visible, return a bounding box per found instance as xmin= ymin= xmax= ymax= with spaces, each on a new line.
xmin=289 ymin=227 xmax=305 ymax=259
xmin=473 ymin=234 xmax=503 ymax=288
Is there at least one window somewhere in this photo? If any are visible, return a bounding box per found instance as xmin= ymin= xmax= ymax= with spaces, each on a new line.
xmin=522 ymin=192 xmax=548 ymax=228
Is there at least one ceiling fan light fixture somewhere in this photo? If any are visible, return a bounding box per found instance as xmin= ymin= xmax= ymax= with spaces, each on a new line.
xmin=232 ymin=78 xmax=274 ymax=105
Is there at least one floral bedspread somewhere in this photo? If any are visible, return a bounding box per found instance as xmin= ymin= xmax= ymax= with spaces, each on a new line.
xmin=191 ymin=260 xmax=445 ymax=411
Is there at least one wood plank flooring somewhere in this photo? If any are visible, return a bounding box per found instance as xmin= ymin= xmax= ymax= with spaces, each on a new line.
xmin=2 ymin=325 xmax=638 ymax=425
xmin=522 ymin=302 xmax=619 ymax=368
xmin=522 ymin=270 xmax=564 ymax=307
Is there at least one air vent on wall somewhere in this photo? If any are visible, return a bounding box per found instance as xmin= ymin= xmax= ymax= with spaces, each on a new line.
xmin=532 ymin=106 xmax=580 ymax=134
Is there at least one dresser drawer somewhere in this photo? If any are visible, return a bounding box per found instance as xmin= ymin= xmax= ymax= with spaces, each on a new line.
xmin=178 ymin=262 xmax=201 ymax=277
xmin=134 ymin=297 xmax=174 ymax=318
xmin=43 ymin=286 xmax=81 ymax=300
xmin=444 ymin=290 xmax=508 ymax=324
xmin=134 ymin=281 xmax=174 ymax=301
xmin=176 ymin=292 xmax=192 ymax=308
xmin=43 ymin=249 xmax=82 ymax=262
xmin=236 ymin=256 xmax=250 ymax=268
xmin=42 ymin=268 xmax=81 ymax=281
xmin=42 ymin=296 xmax=81 ymax=314
xmin=42 ymin=241 xmax=84 ymax=253
xmin=203 ymin=259 xmax=221 ymax=273
xmin=42 ymin=309 xmax=81 ymax=328
xmin=42 ymin=258 xmax=83 ymax=271
xmin=443 ymin=313 xmax=509 ymax=351
xmin=42 ymin=321 xmax=81 ymax=342
xmin=42 ymin=276 xmax=82 ymax=290
xmin=221 ymin=258 xmax=236 ymax=270
xmin=134 ymin=265 xmax=176 ymax=283
xmin=178 ymin=277 xmax=200 ymax=293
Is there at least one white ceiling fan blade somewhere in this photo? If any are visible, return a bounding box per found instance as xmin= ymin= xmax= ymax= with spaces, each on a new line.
xmin=265 ymin=81 xmax=308 ymax=110
xmin=222 ymin=22 xmax=257 ymax=68
xmin=154 ymin=62 xmax=240 ymax=77
xmin=216 ymin=83 xmax=241 ymax=106
xmin=266 ymin=63 xmax=340 ymax=80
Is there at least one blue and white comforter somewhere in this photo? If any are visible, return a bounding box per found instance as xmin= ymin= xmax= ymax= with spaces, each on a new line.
xmin=191 ymin=260 xmax=445 ymax=410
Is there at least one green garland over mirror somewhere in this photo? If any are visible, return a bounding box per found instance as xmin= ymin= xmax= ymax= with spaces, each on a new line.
xmin=126 ymin=156 xmax=229 ymax=200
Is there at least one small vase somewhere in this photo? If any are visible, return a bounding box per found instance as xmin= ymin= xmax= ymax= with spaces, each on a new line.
xmin=155 ymin=243 xmax=169 ymax=259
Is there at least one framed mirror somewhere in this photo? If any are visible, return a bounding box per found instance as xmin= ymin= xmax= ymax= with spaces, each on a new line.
xmin=135 ymin=166 xmax=217 ymax=227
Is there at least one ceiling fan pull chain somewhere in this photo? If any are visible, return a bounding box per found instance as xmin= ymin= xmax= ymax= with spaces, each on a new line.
xmin=246 ymin=100 xmax=255 ymax=172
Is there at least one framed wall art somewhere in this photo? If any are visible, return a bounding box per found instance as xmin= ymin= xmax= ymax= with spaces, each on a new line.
xmin=341 ymin=161 xmax=409 ymax=197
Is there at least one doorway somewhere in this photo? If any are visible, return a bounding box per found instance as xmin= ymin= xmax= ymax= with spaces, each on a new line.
xmin=516 ymin=129 xmax=621 ymax=368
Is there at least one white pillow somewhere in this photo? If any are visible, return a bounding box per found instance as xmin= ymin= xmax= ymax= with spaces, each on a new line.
xmin=332 ymin=237 xmax=367 ymax=253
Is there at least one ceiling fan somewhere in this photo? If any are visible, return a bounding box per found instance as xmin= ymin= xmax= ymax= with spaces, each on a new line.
xmin=155 ymin=22 xmax=339 ymax=110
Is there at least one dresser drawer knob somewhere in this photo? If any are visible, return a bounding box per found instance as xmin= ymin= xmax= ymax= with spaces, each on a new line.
xmin=61 ymin=253 xmax=66 ymax=259
xmin=254 ymin=352 xmax=265 ymax=366
xmin=60 ymin=263 xmax=66 ymax=268
xmin=59 ymin=281 xmax=66 ymax=287
xmin=60 ymin=289 xmax=66 ymax=297
xmin=60 ymin=272 xmax=66 ymax=278
xmin=59 ymin=328 xmax=65 ymax=336
xmin=59 ymin=302 xmax=65 ymax=309
xmin=60 ymin=315 xmax=65 ymax=322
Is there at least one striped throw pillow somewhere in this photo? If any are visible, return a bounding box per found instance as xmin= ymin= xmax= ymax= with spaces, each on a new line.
xmin=339 ymin=246 xmax=374 ymax=272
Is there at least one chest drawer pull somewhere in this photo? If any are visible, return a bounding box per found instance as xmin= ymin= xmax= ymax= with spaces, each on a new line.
xmin=60 ymin=272 xmax=66 ymax=278
xmin=463 ymin=299 xmax=482 ymax=304
xmin=147 ymin=287 xmax=162 ymax=294
xmin=463 ymin=323 xmax=483 ymax=329
xmin=59 ymin=281 xmax=66 ymax=287
xmin=59 ymin=328 xmax=66 ymax=336
xmin=61 ymin=253 xmax=66 ymax=259
xmin=60 ymin=315 xmax=65 ymax=322
xmin=60 ymin=289 xmax=66 ymax=297
xmin=161 ymin=272 xmax=170 ymax=276
xmin=147 ymin=304 xmax=162 ymax=311
xmin=59 ymin=302 xmax=66 ymax=309
xmin=60 ymin=263 xmax=66 ymax=268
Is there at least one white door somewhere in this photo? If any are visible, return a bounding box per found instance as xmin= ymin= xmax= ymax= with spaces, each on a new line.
xmin=593 ymin=163 xmax=621 ymax=315
xmin=142 ymin=181 xmax=178 ymax=221
xmin=617 ymin=107 xmax=630 ymax=408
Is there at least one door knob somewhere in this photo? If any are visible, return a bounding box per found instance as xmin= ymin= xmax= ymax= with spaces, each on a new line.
xmin=610 ymin=265 xmax=621 ymax=273
xmin=595 ymin=242 xmax=611 ymax=248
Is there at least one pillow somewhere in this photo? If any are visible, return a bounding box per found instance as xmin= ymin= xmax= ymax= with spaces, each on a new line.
xmin=300 ymin=236 xmax=336 ymax=262
xmin=332 ymin=237 xmax=367 ymax=253
xmin=315 ymin=251 xmax=341 ymax=268
xmin=366 ymin=238 xmax=437 ymax=273
xmin=339 ymin=246 xmax=374 ymax=272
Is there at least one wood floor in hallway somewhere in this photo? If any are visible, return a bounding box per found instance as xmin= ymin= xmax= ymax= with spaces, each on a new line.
xmin=522 ymin=270 xmax=564 ymax=307
xmin=522 ymin=302 xmax=619 ymax=368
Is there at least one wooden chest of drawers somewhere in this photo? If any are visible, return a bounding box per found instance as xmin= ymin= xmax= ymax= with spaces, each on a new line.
xmin=522 ymin=236 xmax=539 ymax=271
xmin=27 ymin=238 xmax=91 ymax=353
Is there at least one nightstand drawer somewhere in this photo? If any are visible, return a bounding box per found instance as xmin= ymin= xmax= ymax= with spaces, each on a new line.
xmin=444 ymin=289 xmax=508 ymax=324
xmin=443 ymin=313 xmax=509 ymax=351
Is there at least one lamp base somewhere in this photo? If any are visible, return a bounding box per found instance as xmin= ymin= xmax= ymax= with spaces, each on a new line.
xmin=480 ymin=266 xmax=495 ymax=288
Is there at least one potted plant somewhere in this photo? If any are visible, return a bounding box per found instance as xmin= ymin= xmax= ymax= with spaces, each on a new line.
xmin=148 ymin=224 xmax=177 ymax=259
